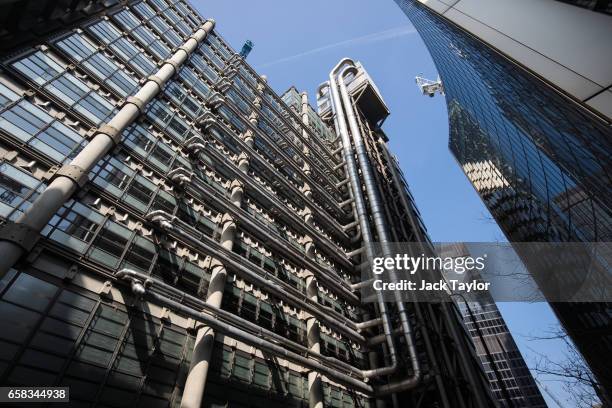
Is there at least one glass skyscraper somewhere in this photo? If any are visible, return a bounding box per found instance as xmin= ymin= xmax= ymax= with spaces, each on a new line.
xmin=440 ymin=244 xmax=548 ymax=407
xmin=394 ymin=0 xmax=612 ymax=404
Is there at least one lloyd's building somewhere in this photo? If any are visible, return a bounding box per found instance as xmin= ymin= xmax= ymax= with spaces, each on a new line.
xmin=0 ymin=0 xmax=495 ymax=407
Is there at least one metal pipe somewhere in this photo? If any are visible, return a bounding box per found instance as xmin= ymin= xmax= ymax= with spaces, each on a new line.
xmin=334 ymin=63 xmax=422 ymax=391
xmin=0 ymin=20 xmax=216 ymax=278
xmin=328 ymin=58 xmax=399 ymax=379
xmin=300 ymin=91 xmax=324 ymax=408
xmin=367 ymin=329 xmax=403 ymax=347
xmin=201 ymin=112 xmax=355 ymax=262
xmin=346 ymin=246 xmax=365 ymax=257
xmin=181 ymin=259 xmax=226 ymax=408
xmin=116 ymin=269 xmax=424 ymax=393
xmin=145 ymin=210 xmax=367 ymax=344
xmin=181 ymin=213 xmax=236 ymax=408
xmin=343 ymin=221 xmax=359 ymax=232
xmin=351 ymin=278 xmax=375 ymax=291
xmin=336 ymin=178 xmax=350 ymax=188
xmin=339 ymin=198 xmax=354 ymax=208
xmin=116 ymin=269 xmax=361 ymax=375
xmin=306 ymin=272 xmax=324 ymax=408
xmin=138 ymin=285 xmax=375 ymax=394
xmin=333 ymin=161 xmax=346 ymax=171
xmin=380 ymin=145 xmax=493 ymax=406
xmin=148 ymin=192 xmax=354 ymax=304
xmin=356 ymin=317 xmax=383 ymax=331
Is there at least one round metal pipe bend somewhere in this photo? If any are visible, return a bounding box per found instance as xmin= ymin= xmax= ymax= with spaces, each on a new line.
xmin=116 ymin=269 xmax=412 ymax=392
xmin=330 ymin=62 xmax=423 ymax=393
xmin=329 ymin=58 xmax=400 ymax=379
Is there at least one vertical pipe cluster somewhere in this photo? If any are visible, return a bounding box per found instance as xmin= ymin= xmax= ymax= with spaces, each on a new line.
xmin=181 ymin=214 xmax=236 ymax=408
xmin=327 ymin=59 xmax=423 ymax=395
xmin=334 ymin=65 xmax=492 ymax=407
xmin=336 ymin=65 xmax=422 ymax=389
xmin=0 ymin=20 xmax=217 ymax=277
xmin=327 ymin=60 xmax=399 ymax=382
xmin=182 ymin=61 xmax=256 ymax=405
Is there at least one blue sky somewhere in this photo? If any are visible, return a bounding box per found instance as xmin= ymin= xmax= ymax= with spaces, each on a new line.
xmin=192 ymin=0 xmax=573 ymax=404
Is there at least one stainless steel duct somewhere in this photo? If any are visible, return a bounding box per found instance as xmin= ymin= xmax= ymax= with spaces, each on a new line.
xmin=144 ymin=210 xmax=366 ymax=345
xmin=328 ymin=58 xmax=400 ymax=380
xmin=329 ymin=59 xmax=423 ymax=392
xmin=115 ymin=269 xmax=423 ymax=393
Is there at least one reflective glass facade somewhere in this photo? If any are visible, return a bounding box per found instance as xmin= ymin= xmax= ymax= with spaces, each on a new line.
xmin=395 ymin=0 xmax=612 ymax=400
xmin=440 ymin=244 xmax=547 ymax=407
xmin=555 ymin=0 xmax=612 ymax=15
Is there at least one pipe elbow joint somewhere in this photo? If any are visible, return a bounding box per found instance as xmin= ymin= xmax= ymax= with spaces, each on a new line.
xmin=130 ymin=280 xmax=146 ymax=297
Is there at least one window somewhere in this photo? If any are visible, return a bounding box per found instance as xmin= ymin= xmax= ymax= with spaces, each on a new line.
xmin=133 ymin=3 xmax=183 ymax=47
xmin=218 ymin=105 xmax=246 ymax=133
xmin=0 ymin=82 xmax=19 ymax=108
xmin=121 ymin=235 xmax=156 ymax=273
xmin=3 ymin=273 xmax=58 ymax=313
xmin=163 ymin=8 xmax=191 ymax=36
xmin=91 ymin=155 xmax=134 ymax=197
xmin=164 ymin=81 xmax=204 ymax=118
xmin=232 ymin=351 xmax=252 ymax=382
xmin=123 ymin=124 xmax=177 ymax=172
xmin=178 ymin=67 xmax=211 ymax=100
xmin=206 ymin=34 xmax=233 ymax=60
xmin=0 ymin=272 xmax=194 ymax=406
xmin=113 ymin=10 xmax=171 ymax=60
xmin=88 ymin=20 xmax=156 ymax=76
xmin=0 ymin=162 xmax=46 ymax=221
xmin=225 ymin=88 xmax=251 ymax=115
xmin=12 ymin=51 xmax=116 ymax=125
xmin=200 ymin=44 xmax=224 ymax=69
xmin=43 ymin=200 xmax=103 ymax=254
xmin=189 ymin=53 xmax=219 ymax=82
xmin=56 ymin=32 xmax=139 ymax=97
xmin=253 ymin=360 xmax=270 ymax=389
xmin=173 ymin=1 xmax=202 ymax=28
xmin=0 ymin=100 xmax=85 ymax=163
xmin=146 ymin=101 xmax=192 ymax=142
xmin=178 ymin=261 xmax=210 ymax=297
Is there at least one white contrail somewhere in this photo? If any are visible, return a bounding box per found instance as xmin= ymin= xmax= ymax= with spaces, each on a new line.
xmin=257 ymin=25 xmax=416 ymax=68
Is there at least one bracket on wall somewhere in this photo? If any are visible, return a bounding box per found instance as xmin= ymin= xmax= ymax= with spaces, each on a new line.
xmin=0 ymin=221 xmax=40 ymax=252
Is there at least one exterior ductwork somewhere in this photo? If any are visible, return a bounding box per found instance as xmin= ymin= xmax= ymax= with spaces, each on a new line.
xmin=116 ymin=270 xmax=375 ymax=394
xmin=144 ymin=210 xmax=367 ymax=345
xmin=115 ymin=269 xmax=427 ymax=392
xmin=336 ymin=64 xmax=422 ymax=391
xmin=328 ymin=58 xmax=424 ymax=394
xmin=328 ymin=58 xmax=400 ymax=382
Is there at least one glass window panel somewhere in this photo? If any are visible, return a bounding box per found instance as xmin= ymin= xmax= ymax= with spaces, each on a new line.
xmin=2 ymin=273 xmax=58 ymax=312
xmin=0 ymin=301 xmax=41 ymax=342
xmin=0 ymin=162 xmax=45 ymax=220
xmin=0 ymin=101 xmax=85 ymax=162
xmin=0 ymin=83 xmax=20 ymax=108
xmin=45 ymin=201 xmax=103 ymax=253
xmin=12 ymin=51 xmax=64 ymax=85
